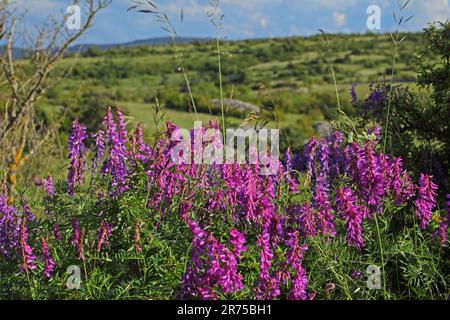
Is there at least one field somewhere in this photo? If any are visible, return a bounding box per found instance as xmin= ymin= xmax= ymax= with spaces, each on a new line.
xmin=40 ymin=33 xmax=425 ymax=133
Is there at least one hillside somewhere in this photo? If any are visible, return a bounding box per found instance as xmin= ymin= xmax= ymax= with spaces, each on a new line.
xmin=30 ymin=32 xmax=430 ymax=147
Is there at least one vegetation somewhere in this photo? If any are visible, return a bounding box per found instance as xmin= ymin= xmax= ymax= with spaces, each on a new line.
xmin=0 ymin=0 xmax=448 ymax=301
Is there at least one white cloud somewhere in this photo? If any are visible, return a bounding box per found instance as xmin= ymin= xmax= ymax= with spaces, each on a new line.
xmin=412 ymin=0 xmax=450 ymax=24
xmin=260 ymin=18 xmax=268 ymax=28
xmin=222 ymin=0 xmax=283 ymax=10
xmin=333 ymin=12 xmax=346 ymax=26
xmin=165 ymin=0 xmax=208 ymax=17
xmin=295 ymin=0 xmax=358 ymax=11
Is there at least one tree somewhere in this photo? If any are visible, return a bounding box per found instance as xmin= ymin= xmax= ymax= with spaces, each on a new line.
xmin=417 ymin=21 xmax=450 ymax=188
xmin=0 ymin=0 xmax=110 ymax=199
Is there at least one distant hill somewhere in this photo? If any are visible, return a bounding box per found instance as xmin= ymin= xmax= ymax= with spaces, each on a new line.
xmin=1 ymin=37 xmax=211 ymax=59
xmin=70 ymin=37 xmax=211 ymax=53
xmin=0 ymin=46 xmax=30 ymax=59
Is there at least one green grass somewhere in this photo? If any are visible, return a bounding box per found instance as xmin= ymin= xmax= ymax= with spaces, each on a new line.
xmin=29 ymin=32 xmax=428 ymax=125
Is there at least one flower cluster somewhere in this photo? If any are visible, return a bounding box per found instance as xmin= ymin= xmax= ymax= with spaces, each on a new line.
xmin=335 ymin=187 xmax=366 ymax=250
xmin=67 ymin=119 xmax=88 ymax=196
xmin=20 ymin=217 xmax=36 ymax=272
xmin=435 ymin=195 xmax=450 ymax=244
xmin=41 ymin=238 xmax=55 ymax=278
xmin=355 ymin=82 xmax=389 ymax=120
xmin=96 ymin=220 xmax=112 ymax=252
xmin=1 ymin=109 xmax=446 ymax=299
xmin=102 ymin=107 xmax=129 ymax=194
xmin=181 ymin=219 xmax=246 ymax=299
xmin=415 ymin=174 xmax=438 ymax=229
xmin=34 ymin=176 xmax=55 ymax=197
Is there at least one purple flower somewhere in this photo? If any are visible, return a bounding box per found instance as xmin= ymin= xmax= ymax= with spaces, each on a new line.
xmin=362 ymin=142 xmax=387 ymax=211
xmin=367 ymin=125 xmax=382 ymax=142
xmin=361 ymin=83 xmax=388 ymax=120
xmin=53 ymin=224 xmax=62 ymax=241
xmin=181 ymin=218 xmax=245 ymax=299
xmin=312 ymin=176 xmax=335 ymax=237
xmin=133 ymin=124 xmax=152 ymax=162
xmin=288 ymin=262 xmax=308 ymax=300
xmin=285 ymin=147 xmax=293 ymax=172
xmin=255 ymin=228 xmax=279 ymax=299
xmin=390 ymin=158 xmax=415 ymax=205
xmin=71 ymin=218 xmax=80 ymax=250
xmin=335 ymin=187 xmax=365 ymax=250
xmin=282 ymin=231 xmax=309 ymax=300
xmin=33 ymin=177 xmax=42 ymax=187
xmin=328 ymin=130 xmax=344 ymax=179
xmin=21 ymin=202 xmax=35 ymax=222
xmin=92 ymin=130 xmax=105 ymax=174
xmin=229 ymin=229 xmax=247 ymax=259
xmin=117 ymin=109 xmax=128 ymax=145
xmin=41 ymin=238 xmax=55 ymax=278
xmin=434 ymin=194 xmax=450 ymax=245
xmin=243 ymin=166 xmax=258 ymax=221
xmin=303 ymin=137 xmax=318 ymax=179
xmin=0 ymin=182 xmax=19 ymax=257
xmin=96 ymin=220 xmax=112 ymax=252
xmin=351 ymin=269 xmax=363 ymax=279
xmin=67 ymin=118 xmax=88 ymax=196
xmin=350 ymin=83 xmax=358 ymax=105
xmin=33 ymin=176 xmax=55 ymax=197
xmin=284 ymin=148 xmax=299 ymax=193
xmin=295 ymin=203 xmax=316 ymax=238
xmin=20 ymin=218 xmax=36 ymax=272
xmin=344 ymin=141 xmax=387 ymax=213
xmin=103 ymin=108 xmax=129 ymax=194
xmin=415 ymin=174 xmax=438 ymax=229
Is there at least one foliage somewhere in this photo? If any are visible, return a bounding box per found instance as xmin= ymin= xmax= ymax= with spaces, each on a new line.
xmin=417 ymin=21 xmax=450 ymax=190
xmin=0 ymin=109 xmax=448 ymax=300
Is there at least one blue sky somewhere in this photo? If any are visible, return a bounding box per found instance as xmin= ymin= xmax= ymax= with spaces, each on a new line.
xmin=18 ymin=0 xmax=450 ymax=44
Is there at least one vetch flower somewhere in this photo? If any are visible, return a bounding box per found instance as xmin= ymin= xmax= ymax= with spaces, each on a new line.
xmin=41 ymin=238 xmax=55 ymax=278
xmin=350 ymin=83 xmax=358 ymax=105
xmin=103 ymin=107 xmax=129 ymax=194
xmin=71 ymin=218 xmax=80 ymax=250
xmin=312 ymin=176 xmax=335 ymax=237
xmin=67 ymin=119 xmax=88 ymax=196
xmin=134 ymin=221 xmax=142 ymax=253
xmin=96 ymin=220 xmax=112 ymax=252
xmin=433 ymin=194 xmax=449 ymax=245
xmin=20 ymin=218 xmax=36 ymax=272
xmin=229 ymin=229 xmax=247 ymax=259
xmin=415 ymin=174 xmax=438 ymax=229
xmin=53 ymin=224 xmax=62 ymax=241
xmin=335 ymin=187 xmax=365 ymax=250
xmin=92 ymin=130 xmax=105 ymax=174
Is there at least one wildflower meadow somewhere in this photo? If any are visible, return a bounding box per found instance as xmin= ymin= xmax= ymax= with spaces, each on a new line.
xmin=0 ymin=0 xmax=449 ymax=301
xmin=0 ymin=105 xmax=448 ymax=300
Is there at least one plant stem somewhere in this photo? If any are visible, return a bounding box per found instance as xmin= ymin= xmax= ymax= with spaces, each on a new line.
xmin=174 ymin=44 xmax=198 ymax=119
xmin=320 ymin=31 xmax=342 ymax=114
xmin=330 ymin=63 xmax=341 ymax=114
xmin=216 ymin=38 xmax=226 ymax=143
xmin=315 ymin=240 xmax=352 ymax=299
xmin=383 ymin=28 xmax=399 ymax=154
xmin=374 ymin=212 xmax=388 ymax=299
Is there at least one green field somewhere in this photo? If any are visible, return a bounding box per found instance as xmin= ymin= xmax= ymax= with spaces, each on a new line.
xmin=29 ymin=32 xmax=428 ymax=140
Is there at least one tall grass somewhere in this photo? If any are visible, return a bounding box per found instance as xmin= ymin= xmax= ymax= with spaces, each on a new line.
xmin=129 ymin=1 xmax=199 ymax=119
xmin=383 ymin=0 xmax=413 ymax=153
